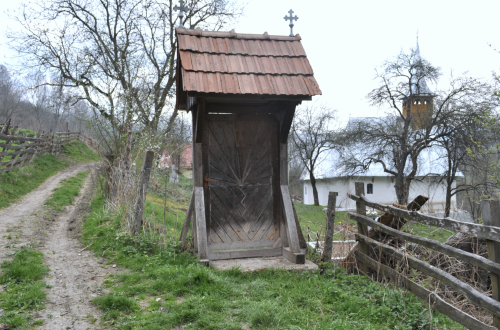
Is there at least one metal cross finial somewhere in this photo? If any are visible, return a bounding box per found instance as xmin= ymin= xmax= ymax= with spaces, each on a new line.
xmin=174 ymin=0 xmax=190 ymax=28
xmin=284 ymin=9 xmax=298 ymax=37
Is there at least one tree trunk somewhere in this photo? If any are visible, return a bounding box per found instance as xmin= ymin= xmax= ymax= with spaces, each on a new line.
xmin=394 ymin=175 xmax=408 ymax=205
xmin=132 ymin=151 xmax=155 ymax=235
xmin=122 ymin=123 xmax=133 ymax=171
xmin=445 ymin=182 xmax=453 ymax=218
xmin=309 ymin=171 xmax=320 ymax=206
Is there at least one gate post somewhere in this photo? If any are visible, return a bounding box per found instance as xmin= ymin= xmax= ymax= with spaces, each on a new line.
xmin=481 ymin=199 xmax=500 ymax=328
xmin=355 ymin=182 xmax=369 ymax=275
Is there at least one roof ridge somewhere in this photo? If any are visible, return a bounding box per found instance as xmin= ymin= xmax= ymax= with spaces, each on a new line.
xmin=176 ymin=27 xmax=302 ymax=41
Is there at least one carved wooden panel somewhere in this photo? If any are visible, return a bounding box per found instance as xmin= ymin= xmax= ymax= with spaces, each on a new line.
xmin=206 ymin=116 xmax=278 ymax=246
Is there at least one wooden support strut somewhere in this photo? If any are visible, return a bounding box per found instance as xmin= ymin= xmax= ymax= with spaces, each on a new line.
xmin=195 ymin=99 xmax=205 ymax=143
xmin=481 ymin=199 xmax=500 ymax=328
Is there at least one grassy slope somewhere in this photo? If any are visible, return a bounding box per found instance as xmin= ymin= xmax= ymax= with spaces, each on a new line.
xmin=0 ymin=248 xmax=49 ymax=328
xmin=80 ymin=178 xmax=464 ymax=330
xmin=0 ymin=141 xmax=99 ymax=209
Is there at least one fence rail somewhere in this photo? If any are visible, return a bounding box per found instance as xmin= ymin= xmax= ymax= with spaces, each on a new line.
xmin=348 ymin=184 xmax=500 ymax=330
xmin=0 ymin=131 xmax=99 ymax=173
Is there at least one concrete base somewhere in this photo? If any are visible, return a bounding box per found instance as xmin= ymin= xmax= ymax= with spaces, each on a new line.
xmin=210 ymin=257 xmax=318 ymax=272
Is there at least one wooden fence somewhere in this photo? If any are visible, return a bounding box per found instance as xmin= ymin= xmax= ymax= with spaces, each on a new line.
xmin=348 ymin=182 xmax=500 ymax=330
xmin=0 ymin=131 xmax=99 ymax=173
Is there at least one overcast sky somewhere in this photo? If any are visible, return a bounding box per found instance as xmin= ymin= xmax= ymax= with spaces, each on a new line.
xmin=2 ymin=0 xmax=500 ymax=124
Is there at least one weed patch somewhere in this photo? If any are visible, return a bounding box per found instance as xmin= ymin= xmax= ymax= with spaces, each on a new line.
xmin=45 ymin=171 xmax=88 ymax=210
xmin=0 ymin=248 xmax=49 ymax=328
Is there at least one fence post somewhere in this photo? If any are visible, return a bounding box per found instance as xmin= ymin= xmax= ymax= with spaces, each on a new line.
xmin=323 ymin=192 xmax=338 ymax=262
xmin=355 ymin=182 xmax=369 ymax=275
xmin=481 ymin=199 xmax=500 ymax=328
xmin=132 ymin=151 xmax=155 ymax=235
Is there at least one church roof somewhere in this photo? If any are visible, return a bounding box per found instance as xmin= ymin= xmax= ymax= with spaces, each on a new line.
xmin=175 ymin=28 xmax=322 ymax=98
xmin=404 ymin=38 xmax=434 ymax=97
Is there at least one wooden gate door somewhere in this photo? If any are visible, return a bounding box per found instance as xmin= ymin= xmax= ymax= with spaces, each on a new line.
xmin=204 ymin=114 xmax=281 ymax=259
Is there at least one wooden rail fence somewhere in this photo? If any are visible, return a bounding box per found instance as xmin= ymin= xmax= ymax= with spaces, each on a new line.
xmin=0 ymin=131 xmax=99 ymax=173
xmin=349 ymin=182 xmax=500 ymax=330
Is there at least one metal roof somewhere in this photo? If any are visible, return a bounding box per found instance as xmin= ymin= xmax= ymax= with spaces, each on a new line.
xmin=176 ymin=28 xmax=322 ymax=97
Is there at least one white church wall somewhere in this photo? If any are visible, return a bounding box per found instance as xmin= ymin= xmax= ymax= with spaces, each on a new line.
xmin=302 ymin=176 xmax=456 ymax=210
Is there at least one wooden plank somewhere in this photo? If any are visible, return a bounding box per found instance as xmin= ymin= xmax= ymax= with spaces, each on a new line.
xmin=349 ymin=193 xmax=500 ymax=242
xmin=195 ymin=187 xmax=209 ymax=260
xmin=195 ymin=99 xmax=205 ymax=143
xmin=209 ymin=239 xmax=279 ymax=251
xmin=350 ymin=212 xmax=500 ymax=275
xmin=481 ymin=199 xmax=500 ymax=328
xmin=208 ymin=247 xmax=282 ymax=260
xmin=279 ymin=102 xmax=295 ymax=143
xmin=323 ymin=192 xmax=337 ymax=262
xmin=0 ymin=133 xmax=40 ymax=142
xmin=0 ymin=148 xmax=36 ymax=159
xmin=282 ymin=247 xmax=306 ymax=264
xmin=179 ymin=191 xmax=195 ymax=250
xmin=355 ymin=232 xmax=500 ymax=318
xmin=355 ymin=183 xmax=369 ymax=274
xmin=281 ymin=185 xmax=301 ymax=255
xmin=355 ymin=251 xmax=496 ymax=330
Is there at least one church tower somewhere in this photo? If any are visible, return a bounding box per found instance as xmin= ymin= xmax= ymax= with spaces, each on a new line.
xmin=402 ymin=37 xmax=434 ymax=128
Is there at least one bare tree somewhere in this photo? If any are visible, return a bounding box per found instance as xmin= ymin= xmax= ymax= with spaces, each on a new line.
xmin=342 ymin=47 xmax=489 ymax=205
xmin=0 ymin=65 xmax=22 ymax=123
xmin=7 ymin=0 xmax=243 ymax=162
xmin=291 ymin=105 xmax=338 ymax=206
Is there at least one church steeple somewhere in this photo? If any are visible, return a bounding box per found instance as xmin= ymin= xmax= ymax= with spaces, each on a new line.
xmin=402 ymin=36 xmax=435 ymax=128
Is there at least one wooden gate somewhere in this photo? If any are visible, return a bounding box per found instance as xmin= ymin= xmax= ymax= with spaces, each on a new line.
xmin=204 ymin=114 xmax=281 ymax=259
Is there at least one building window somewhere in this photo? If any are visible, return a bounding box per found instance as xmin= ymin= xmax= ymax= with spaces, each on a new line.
xmin=367 ymin=183 xmax=373 ymax=194
xmin=305 ymin=186 xmax=307 ymax=195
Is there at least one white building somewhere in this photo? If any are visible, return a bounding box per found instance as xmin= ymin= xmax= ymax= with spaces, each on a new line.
xmin=300 ymin=149 xmax=462 ymax=212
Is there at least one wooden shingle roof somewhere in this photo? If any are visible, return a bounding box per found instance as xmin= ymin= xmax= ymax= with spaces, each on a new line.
xmin=176 ymin=28 xmax=322 ymax=102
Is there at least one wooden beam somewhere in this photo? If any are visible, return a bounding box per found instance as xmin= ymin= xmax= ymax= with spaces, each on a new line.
xmin=195 ymin=99 xmax=205 ymax=143
xmin=355 ymin=251 xmax=496 ymax=330
xmin=349 ymin=193 xmax=500 ymax=243
xmin=481 ymin=199 xmax=500 ymax=328
xmin=323 ymin=192 xmax=337 ymax=262
xmin=206 ymin=103 xmax=278 ymax=114
xmin=355 ymin=232 xmax=500 ymax=318
xmin=282 ymin=247 xmax=306 ymax=264
xmin=179 ymin=191 xmax=195 ymax=250
xmin=281 ymin=185 xmax=302 ymax=256
xmin=187 ymin=92 xmax=312 ymax=102
xmin=194 ymin=187 xmax=208 ymax=261
xmin=355 ymin=183 xmax=369 ymax=274
xmin=208 ymin=247 xmax=282 ymax=260
xmin=279 ymin=102 xmax=296 ymax=143
xmin=350 ymin=212 xmax=500 ymax=276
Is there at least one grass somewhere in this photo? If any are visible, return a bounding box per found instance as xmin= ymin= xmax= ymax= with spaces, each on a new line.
xmin=0 ymin=141 xmax=99 ymax=209
xmin=0 ymin=248 xmax=49 ymax=328
xmin=294 ymin=202 xmax=355 ymax=241
xmin=79 ymin=179 xmax=466 ymax=330
xmin=45 ymin=171 xmax=89 ymax=210
xmin=62 ymin=141 xmax=100 ymax=162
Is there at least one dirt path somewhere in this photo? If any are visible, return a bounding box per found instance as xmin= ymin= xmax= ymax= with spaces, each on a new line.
xmin=0 ymin=163 xmax=118 ymax=330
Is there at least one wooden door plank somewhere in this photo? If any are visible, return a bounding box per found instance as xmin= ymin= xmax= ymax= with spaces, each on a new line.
xmin=210 ymin=187 xmax=251 ymax=241
xmin=210 ymin=201 xmax=243 ymax=241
